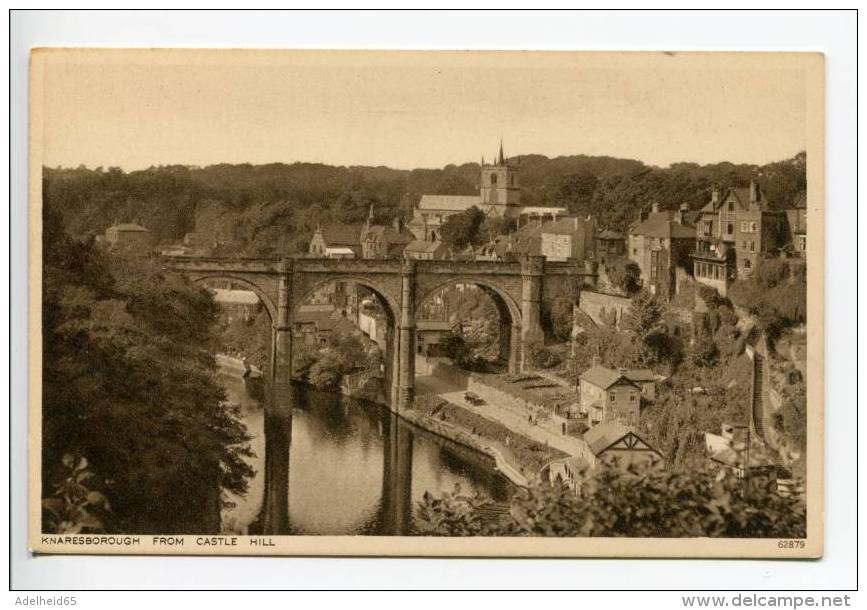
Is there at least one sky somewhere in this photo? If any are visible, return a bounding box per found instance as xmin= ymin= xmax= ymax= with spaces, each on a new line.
xmin=38 ymin=50 xmax=809 ymax=171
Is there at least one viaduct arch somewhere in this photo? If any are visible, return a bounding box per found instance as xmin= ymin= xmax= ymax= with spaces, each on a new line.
xmin=164 ymin=255 xmax=595 ymax=412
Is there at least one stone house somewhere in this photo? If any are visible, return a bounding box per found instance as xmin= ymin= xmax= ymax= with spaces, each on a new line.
xmin=595 ymin=229 xmax=626 ymax=266
xmin=578 ymin=364 xmax=643 ymax=427
xmin=785 ymin=190 xmax=807 ymax=257
xmin=628 ymin=203 xmax=696 ymax=300
xmin=103 ymin=222 xmax=151 ymax=253
xmin=361 ymin=217 xmax=414 ymax=259
xmin=539 ymin=216 xmax=596 ymax=262
xmin=404 ymin=240 xmax=448 ymax=260
xmin=308 ymin=224 xmax=361 ymax=258
xmin=695 ymin=182 xmax=788 ymax=279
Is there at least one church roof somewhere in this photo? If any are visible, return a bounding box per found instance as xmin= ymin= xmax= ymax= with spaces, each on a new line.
xmin=418 ymin=194 xmax=481 ymax=212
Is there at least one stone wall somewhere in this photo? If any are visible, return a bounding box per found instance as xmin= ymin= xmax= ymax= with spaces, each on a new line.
xmin=578 ymin=290 xmax=632 ymax=328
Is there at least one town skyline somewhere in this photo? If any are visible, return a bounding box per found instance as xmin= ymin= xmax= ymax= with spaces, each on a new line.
xmin=40 ymin=50 xmax=808 ymax=172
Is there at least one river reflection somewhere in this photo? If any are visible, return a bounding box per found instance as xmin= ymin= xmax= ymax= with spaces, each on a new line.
xmin=220 ymin=374 xmax=511 ymax=535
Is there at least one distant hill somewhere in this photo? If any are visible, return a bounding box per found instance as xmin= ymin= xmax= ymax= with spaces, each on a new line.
xmin=42 ymin=151 xmax=806 ymax=257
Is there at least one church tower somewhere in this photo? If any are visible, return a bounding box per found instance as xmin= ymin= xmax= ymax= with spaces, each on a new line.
xmin=480 ymin=140 xmax=521 ymax=213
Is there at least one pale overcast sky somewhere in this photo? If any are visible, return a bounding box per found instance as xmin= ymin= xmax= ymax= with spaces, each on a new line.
xmin=38 ymin=50 xmax=810 ymax=171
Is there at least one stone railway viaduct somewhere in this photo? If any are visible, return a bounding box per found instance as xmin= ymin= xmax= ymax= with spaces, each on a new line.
xmin=163 ymin=255 xmax=596 ymax=412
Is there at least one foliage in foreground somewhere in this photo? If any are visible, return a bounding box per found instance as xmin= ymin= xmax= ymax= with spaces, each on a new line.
xmin=415 ymin=461 xmax=806 ymax=538
xmin=42 ymin=196 xmax=253 ymax=534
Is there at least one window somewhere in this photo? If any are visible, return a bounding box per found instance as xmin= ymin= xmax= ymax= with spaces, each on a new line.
xmin=703 ymin=220 xmax=713 ymax=236
xmin=633 ymin=248 xmax=638 ymax=256
xmin=713 ymin=265 xmax=720 ymax=280
xmin=751 ymin=222 xmax=757 ymax=232
xmin=650 ymin=251 xmax=659 ymax=279
xmin=726 ymin=223 xmax=734 ymax=235
xmin=741 ymin=241 xmax=747 ymax=250
xmin=609 ymin=393 xmax=616 ymax=402
xmin=741 ymin=221 xmax=749 ymax=232
xmin=798 ymin=235 xmax=807 ymax=251
xmin=490 ymin=173 xmax=498 ymax=185
xmin=510 ymin=174 xmax=514 ymax=186
xmin=744 ymin=259 xmax=752 ymax=270
xmin=750 ymin=241 xmax=755 ymax=252
xmin=728 ymin=202 xmax=734 ymax=211
xmin=630 ymin=394 xmax=636 ymax=402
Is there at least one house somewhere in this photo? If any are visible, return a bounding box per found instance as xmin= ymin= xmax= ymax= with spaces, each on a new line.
xmin=691 ymin=239 xmax=736 ymax=296
xmin=211 ymin=288 xmax=262 ymax=323
xmin=308 ymin=224 xmax=361 ymax=258
xmin=595 ymin=229 xmax=626 ymax=265
xmin=695 ymin=182 xmax=788 ymax=279
xmin=361 ymin=215 xmax=414 ymax=259
xmin=578 ymin=363 xmax=642 ymax=427
xmin=785 ymin=190 xmax=807 ymax=257
xmin=628 ymin=203 xmax=696 ymax=300
xmin=293 ymin=309 xmax=360 ymax=347
xmin=578 ymin=359 xmax=661 ymax=426
xmin=415 ymin=320 xmax=461 ymax=356
xmin=408 ymin=142 xmax=566 ymax=241
xmin=582 ymin=422 xmax=663 ymax=468
xmin=103 ymin=222 xmax=151 ymax=253
xmin=404 ymin=240 xmax=448 ymax=260
xmin=539 ymin=215 xmax=596 ymax=262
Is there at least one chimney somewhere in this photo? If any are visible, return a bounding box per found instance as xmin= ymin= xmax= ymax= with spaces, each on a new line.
xmin=393 ymin=216 xmax=403 ymax=232
xmin=749 ymin=180 xmax=758 ymax=203
xmin=574 ymin=216 xmax=579 ymax=230
xmin=711 ymin=188 xmax=720 ymax=204
xmin=651 ymin=202 xmax=660 ymax=214
xmin=592 ymin=355 xmax=602 ymax=368
xmin=675 ymin=203 xmax=688 ymax=225
xmin=618 ymin=366 xmax=627 ymax=377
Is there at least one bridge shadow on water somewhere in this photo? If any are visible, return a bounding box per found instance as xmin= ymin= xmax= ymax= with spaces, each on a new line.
xmin=246 ymin=381 xmax=417 ymax=536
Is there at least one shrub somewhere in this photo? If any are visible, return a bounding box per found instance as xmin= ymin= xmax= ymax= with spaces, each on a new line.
xmin=416 ymin=461 xmax=806 ymax=538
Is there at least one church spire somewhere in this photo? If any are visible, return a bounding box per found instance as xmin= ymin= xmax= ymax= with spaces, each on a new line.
xmin=497 ymin=138 xmax=505 ymax=165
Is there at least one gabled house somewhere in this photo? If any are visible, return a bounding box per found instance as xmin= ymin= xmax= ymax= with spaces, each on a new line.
xmin=582 ymin=421 xmax=663 ymax=468
xmin=595 ymin=229 xmax=626 ymax=265
xmin=361 ymin=213 xmax=414 ymax=259
xmin=404 ymin=240 xmax=448 ymax=260
xmin=628 ymin=203 xmax=696 ymax=300
xmin=785 ymin=190 xmax=807 ymax=257
xmin=539 ymin=215 xmax=596 ymax=262
xmin=695 ymin=182 xmax=788 ymax=278
xmin=308 ymin=224 xmax=361 ymax=258
xmin=579 ymin=364 xmax=642 ymax=427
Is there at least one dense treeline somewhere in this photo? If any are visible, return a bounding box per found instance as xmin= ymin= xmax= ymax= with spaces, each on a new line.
xmin=43 ymin=151 xmax=805 ymax=257
xmin=41 ymin=189 xmax=253 ymax=534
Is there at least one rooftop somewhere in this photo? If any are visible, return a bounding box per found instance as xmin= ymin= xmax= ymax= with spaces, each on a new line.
xmin=315 ymin=224 xmax=361 ymax=246
xmin=583 ymin=421 xmax=632 ymax=456
xmin=630 ymin=215 xmax=696 ymax=239
xmin=405 ymin=240 xmax=445 ymax=253
xmin=418 ymin=194 xmax=481 ymax=212
xmin=107 ymin=223 xmax=149 ymax=233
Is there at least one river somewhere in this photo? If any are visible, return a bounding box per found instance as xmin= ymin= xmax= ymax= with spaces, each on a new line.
xmin=218 ymin=373 xmax=512 ymax=535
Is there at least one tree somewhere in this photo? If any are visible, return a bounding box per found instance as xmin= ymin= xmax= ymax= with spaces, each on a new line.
xmin=604 ymin=257 xmax=641 ymax=296
xmin=545 ymin=296 xmax=575 ymax=341
xmin=622 ymin=290 xmax=671 ymax=366
xmin=416 ymin=461 xmax=806 ymax=538
xmin=439 ymin=206 xmax=486 ymax=248
xmin=42 ymin=198 xmax=253 ymax=534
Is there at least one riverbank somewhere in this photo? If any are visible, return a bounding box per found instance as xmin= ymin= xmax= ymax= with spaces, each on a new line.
xmin=405 ymin=396 xmax=567 ymax=487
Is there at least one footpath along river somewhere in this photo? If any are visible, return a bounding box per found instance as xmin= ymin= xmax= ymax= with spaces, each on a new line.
xmin=218 ymin=372 xmax=513 ymax=535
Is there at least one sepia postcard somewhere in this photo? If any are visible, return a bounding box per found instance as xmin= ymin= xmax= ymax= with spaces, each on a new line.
xmin=28 ymin=49 xmax=824 ymax=558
